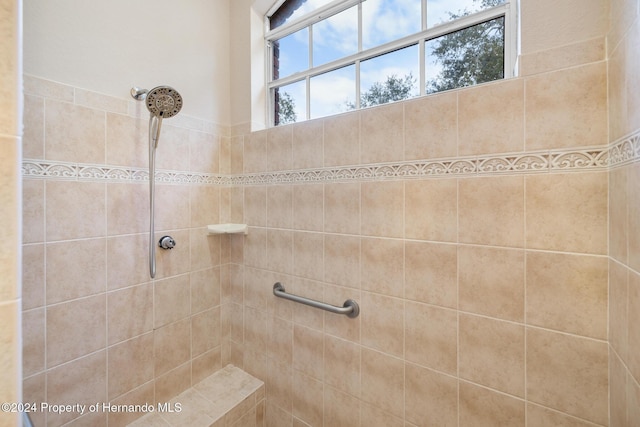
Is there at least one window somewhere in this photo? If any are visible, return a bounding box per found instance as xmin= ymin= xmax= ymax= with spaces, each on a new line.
xmin=266 ymin=0 xmax=517 ymax=126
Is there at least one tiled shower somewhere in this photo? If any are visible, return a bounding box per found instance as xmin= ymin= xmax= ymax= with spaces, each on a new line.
xmin=1 ymin=0 xmax=639 ymax=426
xmin=21 ymin=76 xmax=230 ymax=426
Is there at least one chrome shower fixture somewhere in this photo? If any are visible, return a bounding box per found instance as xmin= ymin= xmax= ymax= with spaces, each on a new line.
xmin=139 ymin=86 xmax=183 ymax=149
xmin=146 ymin=86 xmax=183 ymax=119
xmin=130 ymin=86 xmax=149 ymax=101
xmin=130 ymin=85 xmax=184 ymax=117
xmin=131 ymin=84 xmax=183 ymax=279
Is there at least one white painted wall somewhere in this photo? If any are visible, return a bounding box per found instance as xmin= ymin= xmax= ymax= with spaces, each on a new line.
xmin=22 ymin=0 xmax=612 ymax=128
xmin=23 ymin=0 xmax=230 ymax=123
xmin=228 ymin=0 xmax=268 ymax=130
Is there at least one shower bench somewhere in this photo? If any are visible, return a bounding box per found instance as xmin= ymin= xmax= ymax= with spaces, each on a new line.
xmin=127 ymin=365 xmax=264 ymax=427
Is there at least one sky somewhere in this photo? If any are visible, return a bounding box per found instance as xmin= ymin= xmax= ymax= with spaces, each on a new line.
xmin=274 ymin=0 xmax=497 ymax=121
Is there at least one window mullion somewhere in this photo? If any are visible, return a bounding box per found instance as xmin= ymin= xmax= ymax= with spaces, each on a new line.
xmin=355 ymin=60 xmax=361 ymax=110
xmin=266 ymin=41 xmax=274 ymax=126
xmin=503 ymin=9 xmax=510 ymax=79
xmin=358 ymin=1 xmax=363 ymax=52
xmin=419 ymin=39 xmax=425 ymax=97
xmin=309 ymin=23 xmax=313 ymax=69
xmin=306 ymin=76 xmax=311 ymax=121
xmin=504 ymin=2 xmax=518 ymax=78
xmin=356 ymin=1 xmax=362 ymax=110
xmin=268 ymin=3 xmax=509 ymax=91
xmin=267 ymin=0 xmax=514 ymax=126
xmin=269 ymin=3 xmax=508 ymax=88
xmin=308 ymin=22 xmax=313 ymax=120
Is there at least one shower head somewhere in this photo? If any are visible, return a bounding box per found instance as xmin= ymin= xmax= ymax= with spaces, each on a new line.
xmin=146 ymin=86 xmax=183 ymax=119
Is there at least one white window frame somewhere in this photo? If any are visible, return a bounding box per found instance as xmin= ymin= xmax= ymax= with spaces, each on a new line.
xmin=265 ymin=0 xmax=518 ymax=126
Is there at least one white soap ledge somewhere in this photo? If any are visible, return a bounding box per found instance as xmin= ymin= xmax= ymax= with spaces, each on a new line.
xmin=207 ymin=223 xmax=248 ymax=235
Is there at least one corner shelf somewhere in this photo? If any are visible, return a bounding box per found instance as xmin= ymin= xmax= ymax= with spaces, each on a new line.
xmin=207 ymin=223 xmax=248 ymax=235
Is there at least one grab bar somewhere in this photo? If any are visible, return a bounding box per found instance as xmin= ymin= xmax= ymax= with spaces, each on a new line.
xmin=273 ymin=282 xmax=359 ymax=318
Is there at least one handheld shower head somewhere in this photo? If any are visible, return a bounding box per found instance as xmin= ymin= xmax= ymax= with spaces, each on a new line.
xmin=133 ymin=84 xmax=184 ymax=279
xmin=146 ymin=86 xmax=183 ymax=118
xmin=144 ymin=86 xmax=183 ymax=150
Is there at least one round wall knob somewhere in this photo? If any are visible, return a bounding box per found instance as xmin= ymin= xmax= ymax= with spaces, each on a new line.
xmin=158 ymin=236 xmax=176 ymax=249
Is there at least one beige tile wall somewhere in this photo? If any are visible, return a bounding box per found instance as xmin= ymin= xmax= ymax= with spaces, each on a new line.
xmin=224 ymin=58 xmax=614 ymax=426
xmin=608 ymin=1 xmax=640 ymax=425
xmin=21 ymin=76 xmax=228 ymax=427
xmin=20 ymin=1 xmax=640 ymax=426
xmin=1 ymin=0 xmax=23 ymax=426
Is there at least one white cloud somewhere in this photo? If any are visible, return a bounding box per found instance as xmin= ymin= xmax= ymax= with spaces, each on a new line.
xmin=279 ymin=0 xmax=484 ymax=60
xmin=362 ymin=0 xmax=421 ymax=48
xmin=360 ymin=44 xmax=419 ymax=88
xmin=312 ymin=6 xmax=358 ymax=56
xmin=310 ymin=68 xmax=356 ymax=117
xmin=427 ymin=0 xmax=483 ymax=27
xmin=274 ymin=0 xmax=497 ymax=121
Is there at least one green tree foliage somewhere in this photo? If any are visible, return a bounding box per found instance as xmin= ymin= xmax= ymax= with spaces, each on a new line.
xmin=276 ymin=0 xmax=505 ymax=123
xmin=276 ymin=90 xmax=297 ymax=125
xmin=426 ymin=0 xmax=505 ymax=94
xmin=346 ymin=73 xmax=417 ymax=110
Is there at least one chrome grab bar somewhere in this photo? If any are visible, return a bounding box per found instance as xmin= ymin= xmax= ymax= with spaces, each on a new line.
xmin=272 ymin=282 xmax=359 ymax=318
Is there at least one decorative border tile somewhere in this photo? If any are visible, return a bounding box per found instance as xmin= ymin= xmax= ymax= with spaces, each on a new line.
xmin=23 ymin=129 xmax=640 ymax=185
xmin=608 ymin=131 xmax=640 ymax=167
xmin=22 ymin=160 xmax=224 ymax=185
